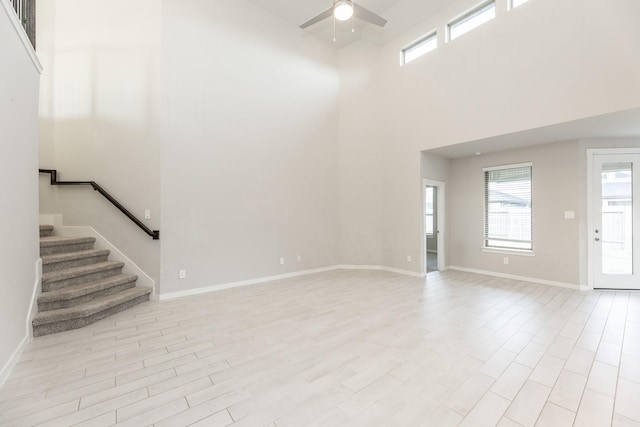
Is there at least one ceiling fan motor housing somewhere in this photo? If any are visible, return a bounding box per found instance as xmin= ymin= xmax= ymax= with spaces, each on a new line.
xmin=334 ymin=0 xmax=354 ymax=21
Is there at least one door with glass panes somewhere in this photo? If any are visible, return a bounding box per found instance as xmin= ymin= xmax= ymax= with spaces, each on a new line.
xmin=591 ymin=153 xmax=640 ymax=289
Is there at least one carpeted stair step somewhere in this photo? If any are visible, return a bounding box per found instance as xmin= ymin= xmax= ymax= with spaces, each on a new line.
xmin=37 ymin=274 xmax=138 ymax=312
xmin=39 ymin=224 xmax=54 ymax=237
xmin=32 ymin=287 xmax=152 ymax=337
xmin=42 ymin=249 xmax=110 ymax=273
xmin=40 ymin=236 xmax=96 ymax=256
xmin=42 ymin=261 xmax=124 ymax=292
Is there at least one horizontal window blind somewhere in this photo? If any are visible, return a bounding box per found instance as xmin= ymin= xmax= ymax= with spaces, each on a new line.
xmin=484 ymin=164 xmax=532 ymax=250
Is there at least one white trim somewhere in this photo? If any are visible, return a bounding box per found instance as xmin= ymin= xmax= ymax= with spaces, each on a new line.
xmin=59 ymin=226 xmax=156 ymax=298
xmin=0 ymin=336 xmax=28 ymax=389
xmin=449 ymin=265 xmax=586 ymax=290
xmin=482 ymin=161 xmax=532 ymax=172
xmin=482 ymin=248 xmax=535 ymax=257
xmin=423 ymin=179 xmax=446 ymax=273
xmin=5 ymin=259 xmax=43 ymax=388
xmin=26 ymin=258 xmax=41 ymax=339
xmin=159 ymin=265 xmax=426 ymax=301
xmin=1 ymin=0 xmax=42 ymax=73
xmin=587 ymin=148 xmax=640 ymax=156
xmin=447 ymin=0 xmax=496 ymax=42
xmin=509 ymin=0 xmax=530 ymax=10
xmin=586 ymin=149 xmax=640 ymax=290
xmin=337 ymin=264 xmax=382 ymax=271
xmin=382 ymin=266 xmax=426 ymax=278
xmin=339 ymin=264 xmax=425 ymax=277
xmin=159 ymin=266 xmax=341 ymax=301
xmin=586 ymin=149 xmax=595 ymax=290
xmin=587 ymin=148 xmax=640 ymax=290
xmin=401 ymin=30 xmax=437 ymax=65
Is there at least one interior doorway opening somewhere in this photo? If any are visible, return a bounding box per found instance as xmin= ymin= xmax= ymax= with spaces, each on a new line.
xmin=425 ymin=185 xmax=438 ymax=272
xmin=423 ymin=179 xmax=445 ymax=274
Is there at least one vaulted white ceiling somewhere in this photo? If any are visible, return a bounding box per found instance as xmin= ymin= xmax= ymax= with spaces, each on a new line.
xmin=247 ymin=0 xmax=451 ymax=48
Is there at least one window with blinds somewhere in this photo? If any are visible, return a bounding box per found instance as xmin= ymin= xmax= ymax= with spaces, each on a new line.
xmin=484 ymin=163 xmax=532 ymax=251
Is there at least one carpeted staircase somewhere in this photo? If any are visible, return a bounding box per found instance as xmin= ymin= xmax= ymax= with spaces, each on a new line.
xmin=32 ymin=225 xmax=152 ymax=337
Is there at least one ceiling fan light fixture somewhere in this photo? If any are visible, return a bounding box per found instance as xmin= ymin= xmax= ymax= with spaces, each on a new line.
xmin=334 ymin=1 xmax=354 ymax=21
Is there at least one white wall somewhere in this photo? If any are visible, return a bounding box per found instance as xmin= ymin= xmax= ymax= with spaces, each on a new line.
xmin=159 ymin=0 xmax=340 ymax=293
xmin=448 ymin=141 xmax=581 ymax=285
xmin=338 ymin=41 xmax=384 ymax=266
xmin=0 ymin=4 xmax=40 ymax=381
xmin=340 ymin=0 xmax=640 ymax=276
xmin=34 ymin=0 xmax=640 ymax=296
xmin=37 ymin=0 xmax=162 ymax=284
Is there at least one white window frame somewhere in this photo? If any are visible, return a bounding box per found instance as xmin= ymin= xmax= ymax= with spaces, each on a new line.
xmin=425 ymin=186 xmax=435 ymax=236
xmin=401 ymin=31 xmax=437 ymax=65
xmin=483 ymin=162 xmax=533 ymax=253
xmin=509 ymin=0 xmax=529 ymax=9
xmin=447 ymin=0 xmax=496 ymax=42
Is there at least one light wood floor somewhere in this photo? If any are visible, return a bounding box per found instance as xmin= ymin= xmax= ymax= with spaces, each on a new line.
xmin=1 ymin=269 xmax=639 ymax=426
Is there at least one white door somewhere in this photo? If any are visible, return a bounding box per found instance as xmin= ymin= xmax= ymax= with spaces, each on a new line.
xmin=591 ymin=153 xmax=640 ymax=289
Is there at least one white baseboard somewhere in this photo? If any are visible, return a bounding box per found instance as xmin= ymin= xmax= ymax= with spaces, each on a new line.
xmin=383 ymin=266 xmax=425 ymax=278
xmin=26 ymin=259 xmax=42 ymax=339
xmin=0 ymin=336 xmax=28 ymax=389
xmin=60 ymin=226 xmax=156 ymax=297
xmin=449 ymin=266 xmax=584 ymax=290
xmin=159 ymin=264 xmax=426 ymax=301
xmin=339 ymin=264 xmax=425 ymax=278
xmin=159 ymin=265 xmax=341 ymax=300
xmin=2 ymin=261 xmax=40 ymax=388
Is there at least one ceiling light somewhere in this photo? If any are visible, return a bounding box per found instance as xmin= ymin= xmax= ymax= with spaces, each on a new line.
xmin=334 ymin=1 xmax=354 ymax=21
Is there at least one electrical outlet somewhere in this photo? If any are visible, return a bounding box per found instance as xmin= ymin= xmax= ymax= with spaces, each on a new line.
xmin=407 ymin=255 xmax=412 ymax=262
xmin=503 ymin=257 xmax=509 ymax=265
xmin=297 ymin=255 xmax=302 ymax=262
xmin=280 ymin=257 xmax=285 ymax=265
xmin=179 ymin=269 xmax=186 ymax=279
xmin=144 ymin=209 xmax=151 ymax=220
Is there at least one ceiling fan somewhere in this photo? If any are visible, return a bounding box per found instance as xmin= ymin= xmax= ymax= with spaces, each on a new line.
xmin=300 ymin=0 xmax=387 ymax=29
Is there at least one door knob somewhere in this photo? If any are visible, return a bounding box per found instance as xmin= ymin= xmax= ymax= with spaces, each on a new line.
xmin=595 ymin=237 xmax=600 ymax=241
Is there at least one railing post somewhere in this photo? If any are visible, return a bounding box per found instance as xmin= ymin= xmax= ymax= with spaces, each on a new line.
xmin=8 ymin=0 xmax=36 ymax=48
xmin=25 ymin=0 xmax=36 ymax=48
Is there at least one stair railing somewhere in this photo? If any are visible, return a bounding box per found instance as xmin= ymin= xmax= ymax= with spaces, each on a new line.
xmin=8 ymin=0 xmax=35 ymax=48
xmin=39 ymin=169 xmax=159 ymax=240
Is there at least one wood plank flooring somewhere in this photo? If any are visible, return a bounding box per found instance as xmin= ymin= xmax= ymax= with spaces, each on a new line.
xmin=0 ymin=269 xmax=639 ymax=426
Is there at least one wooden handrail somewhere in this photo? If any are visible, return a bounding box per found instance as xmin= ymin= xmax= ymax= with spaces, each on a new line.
xmin=39 ymin=169 xmax=159 ymax=240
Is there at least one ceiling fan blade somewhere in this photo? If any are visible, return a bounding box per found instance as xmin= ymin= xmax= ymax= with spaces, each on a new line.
xmin=300 ymin=7 xmax=334 ymax=29
xmin=353 ymin=3 xmax=387 ymax=27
